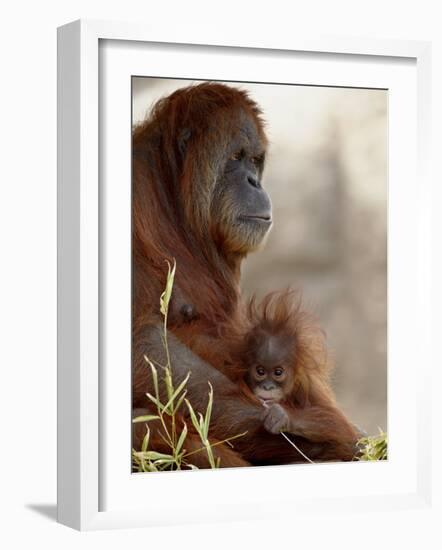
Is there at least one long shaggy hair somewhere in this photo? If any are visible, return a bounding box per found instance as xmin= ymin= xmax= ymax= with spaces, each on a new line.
xmin=132 ymin=82 xmax=267 ymax=331
xmin=234 ymin=289 xmax=335 ymax=408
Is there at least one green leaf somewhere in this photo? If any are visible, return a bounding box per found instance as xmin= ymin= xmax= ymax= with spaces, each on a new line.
xmin=185 ymin=399 xmax=203 ymax=435
xmin=163 ymin=372 xmax=191 ymax=413
xmin=173 ymin=389 xmax=188 ymax=415
xmin=163 ymin=366 xmax=174 ymax=402
xmin=136 ymin=451 xmax=174 ymax=461
xmin=160 ymin=259 xmax=176 ymax=316
xmin=141 ymin=427 xmax=150 ymax=453
xmin=145 ymin=359 xmax=160 ymax=402
xmin=198 ymin=412 xmax=204 ymax=431
xmin=175 ymin=422 xmax=188 ymax=455
xmin=152 ymin=458 xmax=176 ymax=466
xmin=203 ymin=382 xmax=213 ymax=440
xmin=202 ymin=438 xmax=217 ymax=469
xmin=356 ymin=429 xmax=388 ymax=461
xmin=132 ymin=415 xmax=160 ymax=423
xmin=146 ymin=393 xmax=164 ymax=412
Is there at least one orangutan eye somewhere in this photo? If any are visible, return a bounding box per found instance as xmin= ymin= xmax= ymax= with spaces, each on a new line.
xmin=256 ymin=366 xmax=265 ymax=376
xmin=230 ymin=150 xmax=243 ymax=161
xmin=274 ymin=367 xmax=283 ymax=377
xmin=251 ymin=154 xmax=265 ymax=166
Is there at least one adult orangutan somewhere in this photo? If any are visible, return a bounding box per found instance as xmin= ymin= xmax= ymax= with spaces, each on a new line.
xmin=132 ymin=82 xmax=358 ymax=467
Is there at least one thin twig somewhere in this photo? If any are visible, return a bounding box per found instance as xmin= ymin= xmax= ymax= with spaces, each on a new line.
xmin=185 ymin=431 xmax=248 ymax=458
xmin=280 ymin=431 xmax=315 ymax=464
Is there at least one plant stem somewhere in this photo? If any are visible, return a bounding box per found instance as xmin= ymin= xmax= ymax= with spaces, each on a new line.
xmin=185 ymin=431 xmax=248 ymax=459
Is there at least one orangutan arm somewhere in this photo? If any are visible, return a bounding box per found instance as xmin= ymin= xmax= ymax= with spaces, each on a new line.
xmin=133 ymin=325 xmax=263 ymax=436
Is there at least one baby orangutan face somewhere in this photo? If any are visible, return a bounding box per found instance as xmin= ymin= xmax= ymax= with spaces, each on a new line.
xmin=246 ymin=332 xmax=295 ymax=404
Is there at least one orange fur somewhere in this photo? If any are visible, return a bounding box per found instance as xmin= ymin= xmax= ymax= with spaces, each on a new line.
xmin=132 ymin=83 xmax=358 ymax=466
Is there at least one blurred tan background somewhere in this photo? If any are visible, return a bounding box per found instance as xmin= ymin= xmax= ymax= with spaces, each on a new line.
xmin=133 ymin=77 xmax=388 ymax=436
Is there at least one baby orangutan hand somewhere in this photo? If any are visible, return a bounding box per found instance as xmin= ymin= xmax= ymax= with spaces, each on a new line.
xmin=261 ymin=403 xmax=290 ymax=434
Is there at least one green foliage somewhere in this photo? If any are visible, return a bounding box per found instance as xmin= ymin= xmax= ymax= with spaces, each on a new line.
xmin=132 ymin=259 xmax=246 ymax=472
xmin=356 ymin=429 xmax=388 ymax=461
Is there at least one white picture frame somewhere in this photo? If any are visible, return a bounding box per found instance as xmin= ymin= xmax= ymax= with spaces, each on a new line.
xmin=57 ymin=19 xmax=432 ymax=531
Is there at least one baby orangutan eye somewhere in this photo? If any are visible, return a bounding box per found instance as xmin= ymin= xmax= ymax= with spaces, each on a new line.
xmin=274 ymin=367 xmax=284 ymax=377
xmin=256 ymin=366 xmax=265 ymax=376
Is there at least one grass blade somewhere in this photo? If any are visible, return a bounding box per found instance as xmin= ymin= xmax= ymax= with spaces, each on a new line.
xmin=160 ymin=259 xmax=176 ymax=316
xmin=172 ymin=389 xmax=188 ymax=415
xmin=144 ymin=358 xmax=160 ymax=402
xmin=163 ymin=372 xmax=191 ymax=413
xmin=185 ymin=399 xmax=203 ymax=433
xmin=135 ymin=451 xmax=175 ymax=461
xmin=146 ymin=393 xmax=165 ymax=412
xmin=175 ymin=422 xmax=188 ymax=455
xmin=132 ymin=415 xmax=160 ymax=423
xmin=203 ymin=382 xmax=213 ymax=440
xmin=141 ymin=427 xmax=150 ymax=453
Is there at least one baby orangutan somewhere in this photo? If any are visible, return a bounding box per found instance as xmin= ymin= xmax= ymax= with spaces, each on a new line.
xmin=245 ymin=338 xmax=299 ymax=435
xmin=167 ymin=288 xmax=359 ymax=460
xmin=238 ymin=291 xmax=359 ymax=454
xmin=240 ymin=291 xmax=314 ymax=434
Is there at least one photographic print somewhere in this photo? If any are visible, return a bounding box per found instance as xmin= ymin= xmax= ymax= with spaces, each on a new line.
xmin=131 ymin=78 xmax=387 ymax=472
